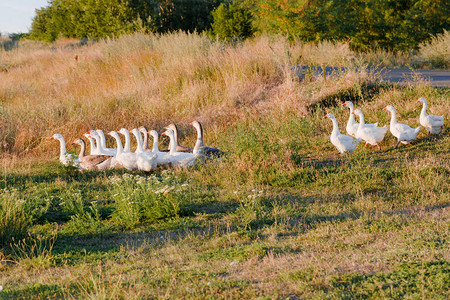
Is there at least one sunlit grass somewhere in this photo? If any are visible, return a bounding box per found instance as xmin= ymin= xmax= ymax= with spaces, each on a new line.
xmin=0 ymin=32 xmax=449 ymax=298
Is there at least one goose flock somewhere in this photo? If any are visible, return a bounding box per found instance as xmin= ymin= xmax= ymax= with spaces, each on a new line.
xmin=51 ymin=121 xmax=224 ymax=171
xmin=324 ymin=97 xmax=444 ymax=154
xmin=51 ymin=97 xmax=444 ymax=169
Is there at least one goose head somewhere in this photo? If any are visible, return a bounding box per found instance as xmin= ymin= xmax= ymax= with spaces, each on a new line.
xmin=72 ymin=138 xmax=84 ymax=146
xmin=191 ymin=120 xmax=203 ymax=132
xmin=323 ymin=113 xmax=336 ymax=120
xmin=162 ymin=129 xmax=175 ymax=139
xmin=165 ymin=124 xmax=176 ymax=131
xmin=383 ymin=105 xmax=395 ymax=113
xmin=50 ymin=133 xmax=64 ymax=141
xmin=131 ymin=128 xmax=140 ymax=135
xmin=416 ymin=97 xmax=427 ymax=104
xmin=108 ymin=131 xmax=119 ymax=138
xmin=118 ymin=128 xmax=129 ymax=136
xmin=351 ymin=109 xmax=362 ymax=116
xmin=342 ymin=101 xmax=354 ymax=110
xmin=87 ymin=130 xmax=100 ymax=138
xmin=138 ymin=126 xmax=148 ymax=135
xmin=148 ymin=130 xmax=159 ymax=138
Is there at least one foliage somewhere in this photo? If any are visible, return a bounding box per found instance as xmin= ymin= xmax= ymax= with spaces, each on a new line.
xmin=210 ymin=1 xmax=254 ymax=41
xmin=27 ymin=0 xmax=449 ymax=51
xmin=29 ymin=0 xmax=222 ymax=42
xmin=255 ymin=0 xmax=450 ymax=52
xmin=109 ymin=172 xmax=191 ymax=228
xmin=153 ymin=0 xmax=222 ymax=33
xmin=29 ymin=0 xmax=142 ymax=42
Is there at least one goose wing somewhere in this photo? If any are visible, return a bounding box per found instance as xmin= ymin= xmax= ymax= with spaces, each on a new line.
xmin=83 ymin=155 xmax=113 ymax=166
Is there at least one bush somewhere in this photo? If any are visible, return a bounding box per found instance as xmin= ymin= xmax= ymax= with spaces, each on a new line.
xmin=109 ymin=172 xmax=191 ymax=229
xmin=210 ymin=1 xmax=254 ymax=41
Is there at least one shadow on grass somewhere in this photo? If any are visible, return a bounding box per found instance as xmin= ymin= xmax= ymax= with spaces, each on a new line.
xmin=0 ymin=163 xmax=130 ymax=190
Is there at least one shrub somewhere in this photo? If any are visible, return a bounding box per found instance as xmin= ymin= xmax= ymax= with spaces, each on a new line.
xmin=109 ymin=172 xmax=191 ymax=229
xmin=210 ymin=1 xmax=254 ymax=41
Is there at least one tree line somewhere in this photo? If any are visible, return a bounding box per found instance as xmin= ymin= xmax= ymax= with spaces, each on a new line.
xmin=29 ymin=0 xmax=449 ymax=52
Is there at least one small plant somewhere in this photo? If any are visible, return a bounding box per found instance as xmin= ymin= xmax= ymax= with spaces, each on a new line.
xmin=109 ymin=172 xmax=191 ymax=229
xmin=9 ymin=230 xmax=57 ymax=269
xmin=0 ymin=190 xmax=30 ymax=247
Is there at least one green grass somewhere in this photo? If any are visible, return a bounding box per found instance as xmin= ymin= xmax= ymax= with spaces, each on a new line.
xmin=1 ymin=121 xmax=449 ymax=298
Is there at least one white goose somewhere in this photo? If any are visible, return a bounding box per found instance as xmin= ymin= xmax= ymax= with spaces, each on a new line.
xmin=119 ymin=128 xmax=133 ymax=153
xmin=416 ymin=97 xmax=444 ymax=135
xmin=131 ymin=128 xmax=158 ymax=172
xmin=108 ymin=131 xmax=137 ymax=171
xmin=83 ymin=132 xmax=98 ymax=155
xmin=383 ymin=105 xmax=421 ymax=148
xmin=191 ymin=121 xmax=225 ymax=159
xmin=163 ymin=129 xmax=197 ymax=167
xmin=352 ymin=109 xmax=388 ymax=150
xmin=165 ymin=123 xmax=192 ymax=153
xmin=88 ymin=130 xmax=116 ymax=156
xmin=50 ymin=133 xmax=80 ymax=168
xmin=95 ymin=129 xmax=117 ymax=156
xmin=72 ymin=138 xmax=113 ymax=171
xmin=148 ymin=130 xmax=171 ymax=166
xmin=138 ymin=126 xmax=152 ymax=152
xmin=323 ymin=113 xmax=358 ymax=154
xmin=342 ymin=101 xmax=378 ymax=137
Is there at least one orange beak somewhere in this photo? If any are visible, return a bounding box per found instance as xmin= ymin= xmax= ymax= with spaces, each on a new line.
xmin=416 ymin=100 xmax=420 ymax=103
xmin=383 ymin=107 xmax=387 ymax=110
xmin=323 ymin=115 xmax=328 ymax=119
xmin=342 ymin=102 xmax=346 ymax=106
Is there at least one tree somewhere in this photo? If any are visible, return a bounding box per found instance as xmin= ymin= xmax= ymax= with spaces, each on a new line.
xmin=210 ymin=1 xmax=254 ymax=41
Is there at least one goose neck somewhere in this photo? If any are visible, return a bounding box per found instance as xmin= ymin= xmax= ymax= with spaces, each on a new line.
xmin=112 ymin=134 xmax=124 ymax=155
xmin=193 ymin=125 xmax=204 ymax=152
xmin=98 ymin=131 xmax=107 ymax=149
xmin=168 ymin=132 xmax=177 ymax=154
xmin=87 ymin=137 xmax=96 ymax=154
xmin=58 ymin=138 xmax=67 ymax=157
xmin=142 ymin=131 xmax=149 ymax=151
xmin=151 ymin=134 xmax=160 ymax=152
xmin=122 ymin=131 xmax=131 ymax=152
xmin=92 ymin=135 xmax=102 ymax=151
xmin=78 ymin=140 xmax=86 ymax=159
xmin=347 ymin=113 xmax=356 ymax=125
xmin=347 ymin=103 xmax=355 ymax=113
xmin=133 ymin=131 xmax=144 ymax=153
xmin=389 ymin=110 xmax=398 ymax=125
xmin=330 ymin=118 xmax=340 ymax=135
xmin=420 ymin=102 xmax=428 ymax=117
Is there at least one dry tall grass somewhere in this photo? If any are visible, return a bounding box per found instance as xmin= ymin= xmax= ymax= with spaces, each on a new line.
xmin=0 ymin=32 xmax=374 ymax=159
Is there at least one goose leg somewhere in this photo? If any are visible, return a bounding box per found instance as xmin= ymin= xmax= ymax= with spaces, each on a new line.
xmin=376 ymin=143 xmax=381 ymax=151
xmin=395 ymin=141 xmax=401 ymax=148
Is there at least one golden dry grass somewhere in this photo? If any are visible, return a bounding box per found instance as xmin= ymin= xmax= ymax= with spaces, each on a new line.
xmin=1 ymin=32 xmax=377 ymax=161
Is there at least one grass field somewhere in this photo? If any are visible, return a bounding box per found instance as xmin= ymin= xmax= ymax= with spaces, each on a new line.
xmin=0 ymin=33 xmax=449 ymax=299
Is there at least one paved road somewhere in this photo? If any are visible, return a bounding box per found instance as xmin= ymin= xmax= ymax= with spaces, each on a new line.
xmin=376 ymin=69 xmax=450 ymax=87
xmin=297 ymin=66 xmax=450 ymax=87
